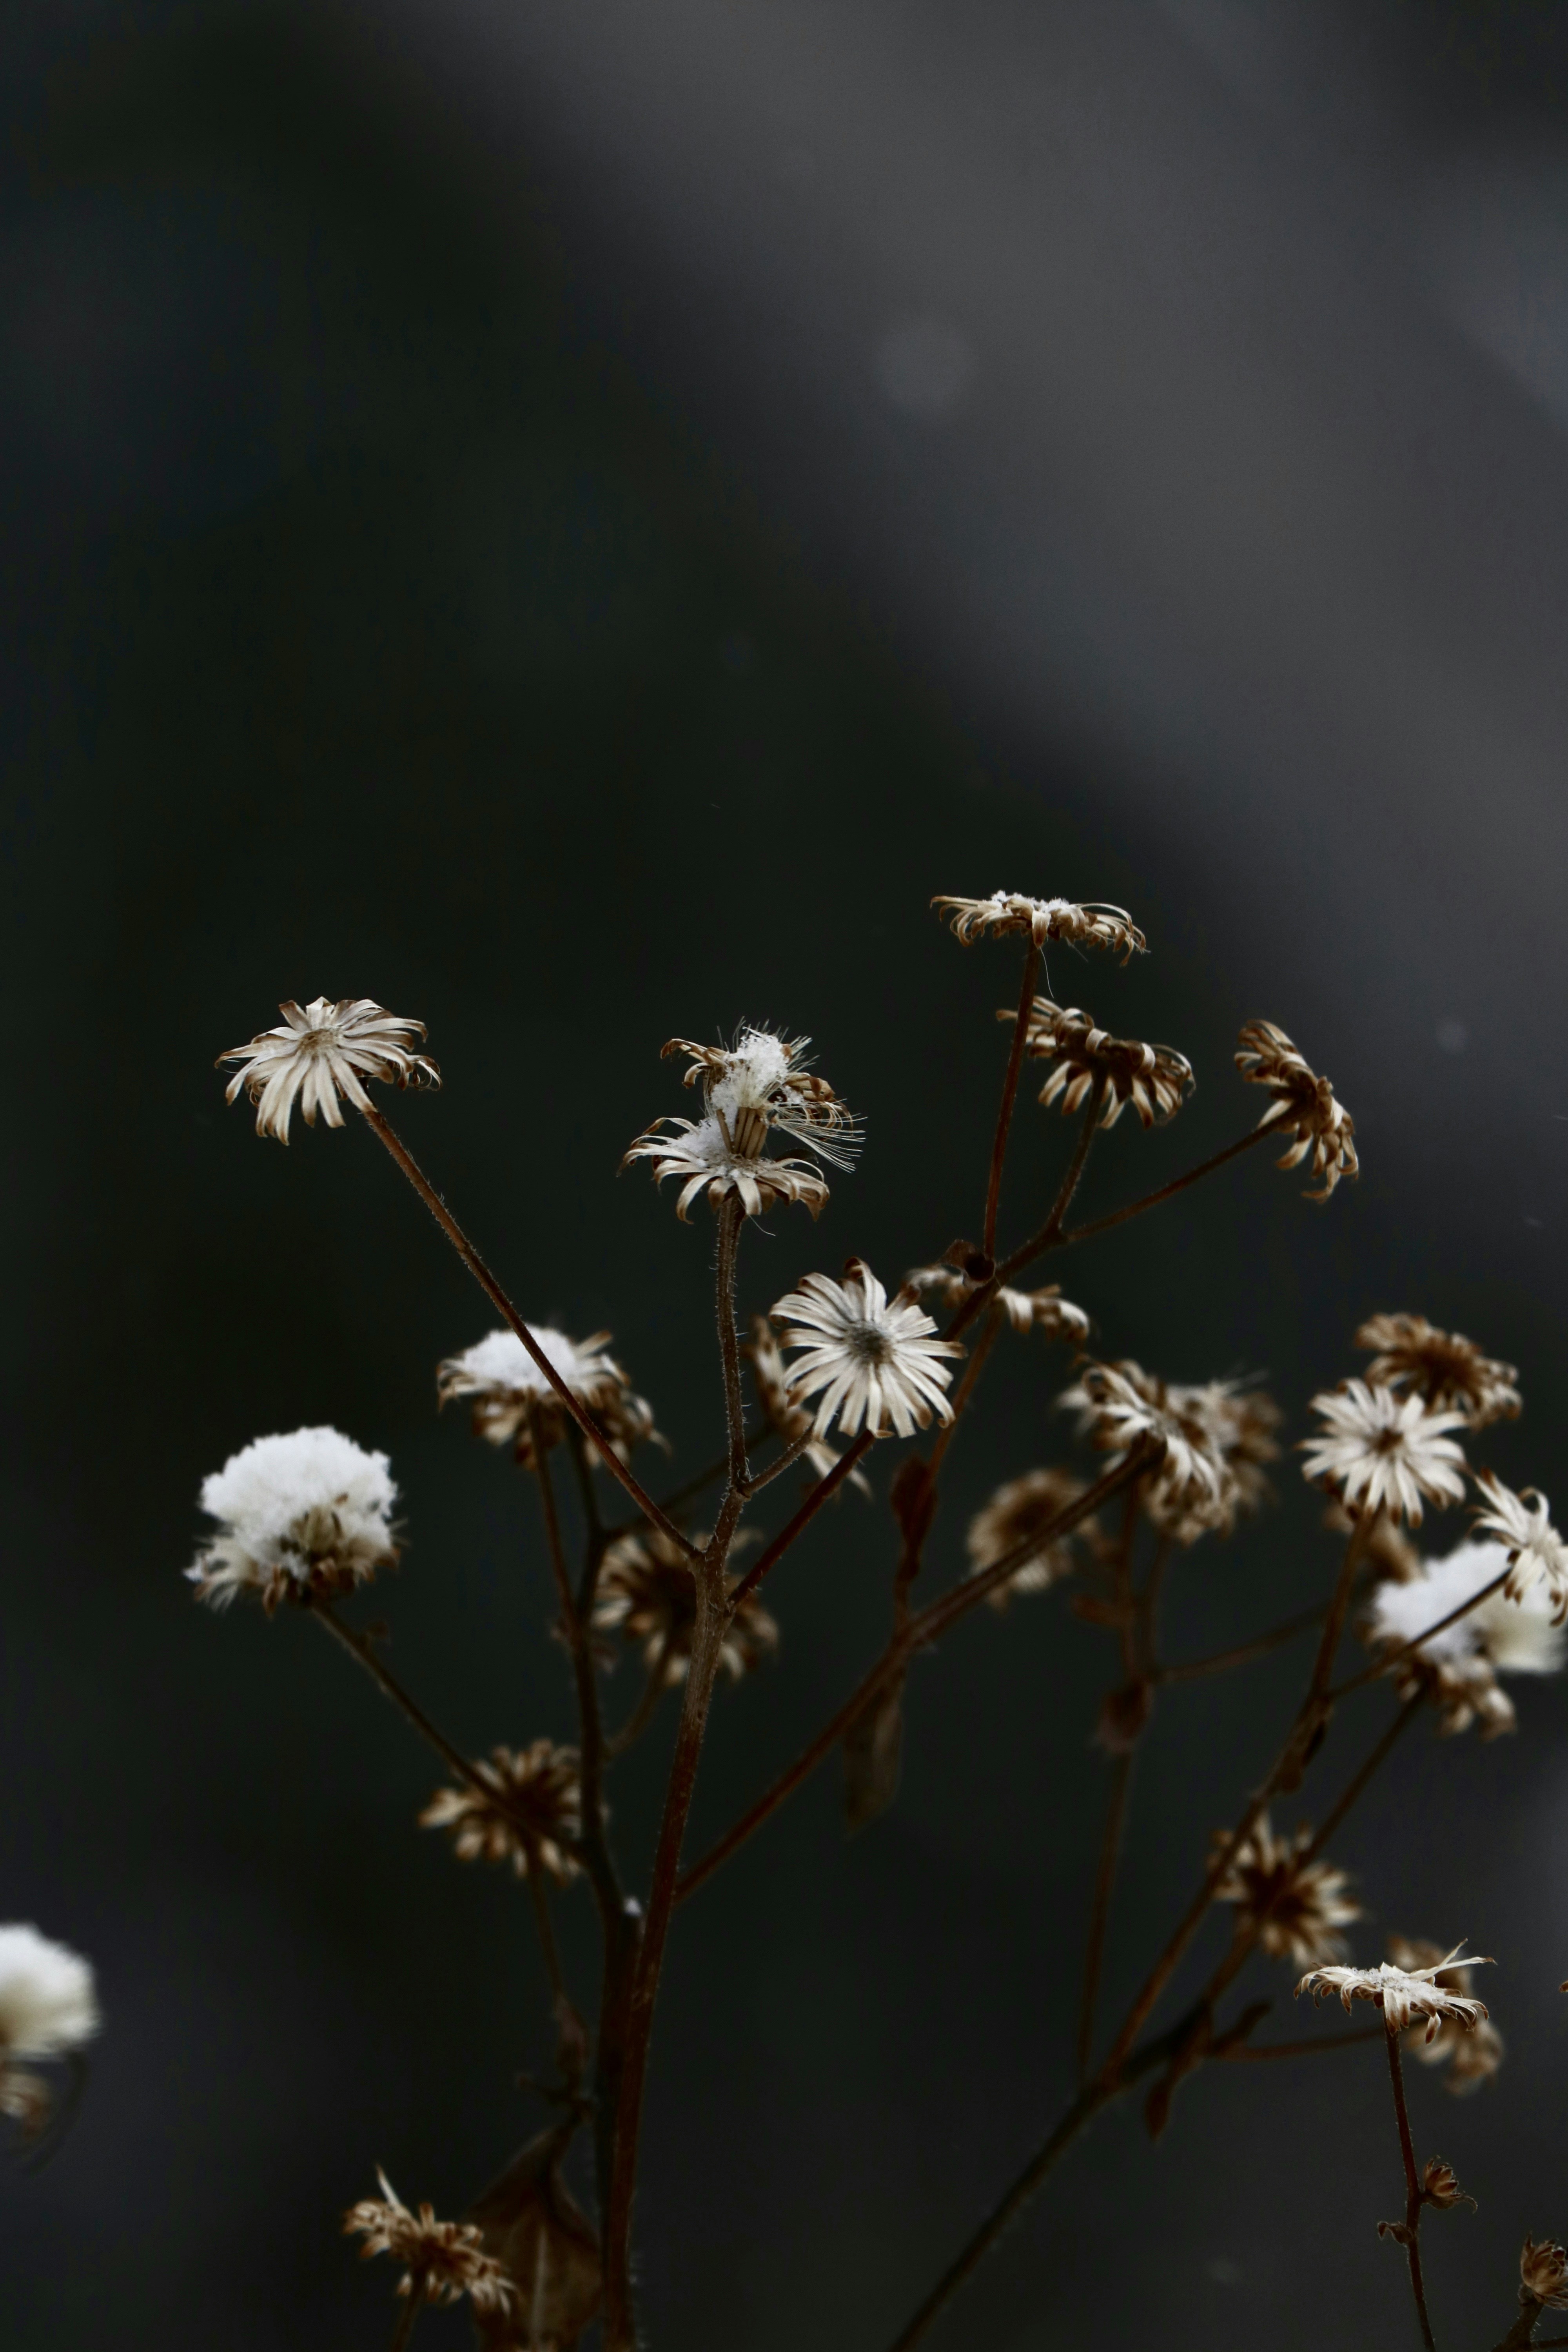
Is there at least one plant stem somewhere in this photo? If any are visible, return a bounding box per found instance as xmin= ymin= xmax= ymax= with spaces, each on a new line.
xmin=729 ymin=1430 xmax=877 ymax=1607
xmin=1384 ymin=2017 xmax=1437 ymax=2352
xmin=526 ymin=1403 xmax=578 ymax=1633
xmin=308 ymin=1600 xmax=519 ymax=1824
xmin=524 ymin=1860 xmax=567 ymax=2007
xmin=1059 ymin=1123 xmax=1278 ymax=1248
xmin=1218 ymin=2028 xmax=1384 ymax=2062
xmin=714 ymin=1194 xmax=750 ymax=1495
xmin=982 ymin=940 xmax=1041 ymax=1259
xmin=740 ymin=1426 xmax=819 ymax=1496
xmin=388 ymin=2288 xmax=425 ymax=2352
xmin=1076 ymin=1748 xmax=1135 ymax=2083
xmin=605 ymin=1643 xmax=673 ymax=1757
xmin=357 ymin=1103 xmax=694 ymax=1555
xmin=1156 ymin=1605 xmax=1326 ymax=1684
xmin=950 ymin=1084 xmax=1105 ymax=1339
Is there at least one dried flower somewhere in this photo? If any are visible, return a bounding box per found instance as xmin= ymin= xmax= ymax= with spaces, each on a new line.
xmin=345 ymin=2170 xmax=514 ymax=2313
xmin=593 ymin=1529 xmax=778 ymax=1686
xmin=0 ymin=1926 xmax=100 ymax=2062
xmin=622 ymin=1115 xmax=828 ymax=1221
xmin=744 ymin=1318 xmax=870 ymax=1492
xmin=1212 ymin=1814 xmax=1360 ymax=1968
xmin=1472 ymin=1474 xmax=1568 ymax=1621
xmin=1014 ymin=1001 xmax=1193 ymax=1129
xmin=905 ymin=1264 xmax=1089 ymax=1343
xmin=1521 ymin=2238 xmax=1568 ymax=2309
xmin=1234 ymin=1020 xmax=1357 ymax=1200
xmin=468 ymin=2130 xmax=604 ymax=2350
xmin=1327 ymin=1499 xmax=1423 ymax=1583
xmin=1058 ymin=1360 xmax=1231 ymax=1542
xmin=1356 ymin=1313 xmax=1521 ymax=1430
xmin=1296 ymin=1947 xmax=1492 ymax=2039
xmin=218 ymin=998 xmax=438 ymax=1143
xmin=419 ymin=1742 xmax=583 ymax=1884
xmin=1364 ymin=1539 xmax=1564 ymax=1738
xmin=966 ymin=1469 xmax=1094 ymax=1606
xmin=187 ymin=1427 xmax=398 ymax=1613
xmin=1386 ymin=1937 xmax=1505 ymax=2092
xmin=437 ymin=1327 xmax=659 ymax=1468
xmin=1421 ymin=2158 xmax=1474 ymax=2211
xmin=661 ymin=1027 xmax=862 ymax=1170
xmin=933 ymin=891 xmax=1147 ymax=958
xmin=1299 ymin=1382 xmax=1466 ymax=1525
xmin=771 ymin=1261 xmax=963 ymax=1440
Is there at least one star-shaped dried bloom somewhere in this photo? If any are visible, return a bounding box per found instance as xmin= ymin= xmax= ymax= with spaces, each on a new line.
xmin=744 ymin=1318 xmax=871 ymax=1494
xmin=1522 ymin=2238 xmax=1568 ymax=2310
xmin=593 ymin=1529 xmax=778 ymax=1686
xmin=1234 ymin=1020 xmax=1357 ymax=1200
xmin=344 ymin=2171 xmax=514 ymax=2314
xmin=1059 ymin=1360 xmax=1233 ymax=1543
xmin=218 ymin=998 xmax=439 ymax=1144
xmin=1472 ymin=1474 xmax=1568 ymax=1621
xmin=966 ymin=1468 xmax=1095 ymax=1607
xmin=1387 ymin=1937 xmax=1505 ymax=2092
xmin=187 ymin=1427 xmax=399 ymax=1613
xmin=933 ymin=891 xmax=1147 ymax=958
xmin=1356 ymin=1312 xmax=1521 ymax=1430
xmin=771 ymin=1261 xmax=964 ymax=1440
xmin=661 ymin=1027 xmax=862 ymax=1170
xmin=1213 ymin=1814 xmax=1360 ymax=1969
xmin=905 ymin=1264 xmax=1090 ymax=1343
xmin=1014 ymin=1000 xmax=1193 ymax=1129
xmin=1299 ymin=1381 xmax=1466 ymax=1526
xmin=419 ymin=1741 xmax=583 ymax=1884
xmin=622 ymin=1116 xmax=828 ymax=1221
xmin=437 ymin=1327 xmax=660 ymax=1469
xmin=1296 ymin=1946 xmax=1492 ymax=2040
xmin=1364 ymin=1538 xmax=1564 ymax=1739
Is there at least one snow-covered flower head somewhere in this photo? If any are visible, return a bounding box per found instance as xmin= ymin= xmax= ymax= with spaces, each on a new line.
xmin=1356 ymin=1313 xmax=1521 ymax=1430
xmin=419 ymin=1742 xmax=583 ymax=1884
xmin=0 ymin=1927 xmax=100 ymax=2060
xmin=770 ymin=1261 xmax=964 ymax=1441
xmin=1058 ymin=1361 xmax=1234 ymax=1544
xmin=1299 ymin=1381 xmax=1466 ymax=1525
xmin=662 ymin=1028 xmax=862 ymax=1171
xmin=1212 ymin=1815 xmax=1360 ymax=1969
xmin=593 ymin=1529 xmax=778 ymax=1688
xmin=344 ymin=2172 xmax=514 ymax=2314
xmin=1472 ymin=1474 xmax=1568 ymax=1621
xmin=1385 ymin=1936 xmax=1505 ymax=2092
xmin=189 ymin=1426 xmax=398 ymax=1613
xmin=1296 ymin=1946 xmax=1492 ymax=2040
xmin=218 ymin=998 xmax=438 ymax=1144
xmin=933 ymin=892 xmax=1147 ymax=959
xmin=1234 ymin=1020 xmax=1357 ymax=1201
xmin=905 ymin=1264 xmax=1089 ymax=1344
xmin=436 ymin=1327 xmax=659 ymax=1468
xmin=1364 ymin=1537 xmax=1565 ymax=1738
xmin=1016 ymin=1002 xmax=1193 ymax=1130
xmin=744 ymin=1318 xmax=871 ymax=1494
xmin=966 ymin=1468 xmax=1096 ymax=1608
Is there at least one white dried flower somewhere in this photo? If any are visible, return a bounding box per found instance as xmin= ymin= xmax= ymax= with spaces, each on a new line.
xmin=1234 ymin=1020 xmax=1358 ymax=1201
xmin=1058 ymin=1360 xmax=1231 ymax=1541
xmin=1365 ymin=1538 xmax=1564 ymax=1737
xmin=1299 ymin=1381 xmax=1466 ymax=1525
xmin=744 ymin=1318 xmax=871 ymax=1492
xmin=218 ymin=998 xmax=438 ymax=1143
xmin=661 ymin=1027 xmax=862 ymax=1170
xmin=933 ymin=892 xmax=1147 ymax=958
xmin=188 ymin=1426 xmax=398 ymax=1613
xmin=1386 ymin=1936 xmax=1505 ymax=2092
xmin=1296 ymin=1946 xmax=1492 ymax=2040
xmin=622 ymin=1114 xmax=829 ymax=1221
xmin=436 ymin=1327 xmax=659 ymax=1468
xmin=904 ymin=1265 xmax=1089 ymax=1343
xmin=771 ymin=1261 xmax=963 ymax=1440
xmin=1472 ymin=1474 xmax=1568 ymax=1621
xmin=0 ymin=1926 xmax=100 ymax=2059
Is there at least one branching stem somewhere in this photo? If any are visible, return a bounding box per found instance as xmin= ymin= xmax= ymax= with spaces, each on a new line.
xmin=982 ymin=940 xmax=1041 ymax=1259
xmin=1384 ymin=2017 xmax=1437 ymax=2352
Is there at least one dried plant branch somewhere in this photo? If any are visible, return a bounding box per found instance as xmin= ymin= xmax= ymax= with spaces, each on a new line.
xmin=729 ymin=1430 xmax=878 ymax=1608
xmin=1383 ymin=2017 xmax=1438 ymax=2352
xmin=951 ymin=1082 xmax=1106 ymax=1339
xmin=1059 ymin=1122 xmax=1279 ymax=1248
xmin=307 ymin=1599 xmax=521 ymax=1826
xmin=388 ymin=2287 xmax=426 ymax=2352
xmin=1331 ymin=1569 xmax=1510 ymax=1702
xmin=982 ymin=938 xmax=1042 ymax=1259
xmin=1077 ymin=1748 xmax=1136 ymax=2083
xmin=1156 ymin=1605 xmax=1326 ymax=1684
xmin=739 ymin=1425 xmax=818 ymax=1496
xmin=604 ymin=1641 xmax=675 ymax=1759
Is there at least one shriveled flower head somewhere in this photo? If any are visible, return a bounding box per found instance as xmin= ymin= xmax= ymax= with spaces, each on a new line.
xmin=1421 ymin=2159 xmax=1475 ymax=2210
xmin=966 ymin=1468 xmax=1095 ymax=1608
xmin=905 ymin=1263 xmax=1089 ymax=1344
xmin=1299 ymin=1381 xmax=1466 ymax=1525
xmin=1387 ymin=1936 xmax=1505 ymax=2092
xmin=188 ymin=1427 xmax=398 ymax=1613
xmin=593 ymin=1529 xmax=778 ymax=1686
xmin=1015 ymin=1000 xmax=1193 ymax=1130
xmin=1296 ymin=1945 xmax=1492 ymax=2040
xmin=1472 ymin=1474 xmax=1568 ymax=1622
xmin=770 ymin=1261 xmax=963 ymax=1440
xmin=1356 ymin=1312 xmax=1521 ymax=1430
xmin=345 ymin=2170 xmax=514 ymax=2314
xmin=661 ymin=1027 xmax=862 ymax=1170
xmin=744 ymin=1318 xmax=870 ymax=1493
xmin=1364 ymin=1538 xmax=1565 ymax=1738
xmin=1058 ymin=1360 xmax=1232 ymax=1543
xmin=0 ymin=1927 xmax=100 ymax=2060
xmin=436 ymin=1327 xmax=659 ymax=1469
xmin=468 ymin=2130 xmax=604 ymax=2352
xmin=1521 ymin=2238 xmax=1568 ymax=2310
xmin=933 ymin=891 xmax=1146 ymax=959
xmin=1234 ymin=1020 xmax=1357 ymax=1200
xmin=419 ymin=1741 xmax=583 ymax=1884
xmin=1212 ymin=1814 xmax=1360 ymax=1969
xmin=623 ymin=1116 xmax=828 ymax=1222
xmin=218 ymin=998 xmax=438 ymax=1144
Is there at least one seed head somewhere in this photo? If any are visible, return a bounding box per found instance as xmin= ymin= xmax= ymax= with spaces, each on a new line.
xmin=1521 ymin=2238 xmax=1568 ymax=2309
xmin=662 ymin=1028 xmax=862 ymax=1170
xmin=344 ymin=2171 xmax=514 ymax=2313
xmin=218 ymin=998 xmax=438 ymax=1143
xmin=1296 ymin=1947 xmax=1492 ymax=2039
xmin=966 ymin=1468 xmax=1095 ymax=1606
xmin=1364 ymin=1538 xmax=1564 ymax=1739
xmin=1213 ymin=1814 xmax=1361 ymax=1969
xmin=592 ymin=1530 xmax=779 ymax=1686
xmin=0 ymin=1926 xmax=100 ymax=2062
xmin=1235 ymin=1020 xmax=1357 ymax=1200
xmin=1356 ymin=1313 xmax=1520 ymax=1430
xmin=1387 ymin=1937 xmax=1505 ymax=2091
xmin=187 ymin=1426 xmax=398 ymax=1612
xmin=1471 ymin=1474 xmax=1568 ymax=1622
xmin=1058 ymin=1360 xmax=1236 ymax=1543
xmin=419 ymin=1742 xmax=583 ymax=1884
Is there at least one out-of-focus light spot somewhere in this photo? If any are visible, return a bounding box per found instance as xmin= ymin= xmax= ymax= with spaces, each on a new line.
xmin=1427 ymin=156 xmax=1568 ymax=432
xmin=1436 ymin=1018 xmax=1469 ymax=1054
xmin=875 ymin=315 xmax=975 ymax=418
xmin=1207 ymin=2257 xmax=1242 ymax=2285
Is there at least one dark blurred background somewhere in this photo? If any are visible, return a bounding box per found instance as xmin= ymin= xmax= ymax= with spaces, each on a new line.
xmin=4 ymin=2 xmax=1568 ymax=2344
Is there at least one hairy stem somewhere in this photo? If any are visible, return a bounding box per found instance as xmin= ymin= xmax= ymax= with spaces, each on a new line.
xmin=714 ymin=1195 xmax=750 ymax=1496
xmin=982 ymin=940 xmax=1041 ymax=1259
xmin=1385 ymin=2018 xmax=1437 ymax=2352
xmin=730 ymin=1430 xmax=877 ymax=1608
xmin=1076 ymin=1748 xmax=1135 ymax=2084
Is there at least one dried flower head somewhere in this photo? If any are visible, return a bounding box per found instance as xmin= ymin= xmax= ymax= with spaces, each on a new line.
xmin=1472 ymin=1474 xmax=1568 ymax=1621
xmin=468 ymin=2130 xmax=604 ymax=2351
xmin=1420 ymin=2158 xmax=1475 ymax=2211
xmin=661 ymin=1028 xmax=862 ymax=1169
xmin=344 ymin=2170 xmax=514 ymax=2313
xmin=1058 ymin=1360 xmax=1232 ymax=1543
xmin=437 ymin=1327 xmax=659 ymax=1468
xmin=1356 ymin=1313 xmax=1521 ymax=1430
xmin=419 ymin=1742 xmax=583 ymax=1884
xmin=1296 ymin=1946 xmax=1492 ymax=2040
xmin=1234 ymin=1020 xmax=1357 ymax=1200
xmin=622 ymin=1115 xmax=829 ymax=1222
xmin=1364 ymin=1539 xmax=1565 ymax=1738
xmin=1387 ymin=1936 xmax=1505 ymax=2092
xmin=1299 ymin=1382 xmax=1466 ymax=1525
xmin=1212 ymin=1814 xmax=1361 ymax=1968
xmin=771 ymin=1261 xmax=963 ymax=1440
xmin=933 ymin=892 xmax=1147 ymax=958
xmin=1015 ymin=1000 xmax=1194 ymax=1129
xmin=744 ymin=1318 xmax=871 ymax=1493
xmin=966 ymin=1468 xmax=1094 ymax=1607
xmin=593 ymin=1529 xmax=778 ymax=1686
xmin=187 ymin=1427 xmax=398 ymax=1613
xmin=905 ymin=1264 xmax=1089 ymax=1344
xmin=218 ymin=998 xmax=438 ymax=1144
xmin=0 ymin=1926 xmax=100 ymax=2062
xmin=1522 ymin=2238 xmax=1568 ymax=2309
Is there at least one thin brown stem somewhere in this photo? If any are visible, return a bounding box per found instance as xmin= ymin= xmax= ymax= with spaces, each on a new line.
xmin=715 ymin=1195 xmax=750 ymax=1496
xmin=357 ymin=1103 xmax=694 ymax=1555
xmin=951 ymin=1084 xmax=1105 ymax=1339
xmin=730 ymin=1430 xmax=877 ymax=1607
xmin=1304 ymin=1696 xmax=1421 ymax=1864
xmin=1385 ymin=2017 xmax=1437 ymax=2352
xmin=1076 ymin=1748 xmax=1135 ymax=2083
xmin=524 ymin=1860 xmax=567 ymax=2007
xmin=740 ymin=1425 xmax=817 ymax=1496
xmin=308 ymin=1600 xmax=519 ymax=1825
xmin=526 ymin=1404 xmax=577 ymax=1633
xmin=1217 ymin=2027 xmax=1384 ymax=2061
xmin=982 ymin=940 xmax=1041 ymax=1259
xmin=1155 ymin=1605 xmax=1325 ymax=1684
xmin=388 ymin=2287 xmax=425 ymax=2352
xmin=1059 ymin=1123 xmax=1278 ymax=1249
xmin=605 ymin=1646 xmax=673 ymax=1758
xmin=1332 ymin=1569 xmax=1510 ymax=1702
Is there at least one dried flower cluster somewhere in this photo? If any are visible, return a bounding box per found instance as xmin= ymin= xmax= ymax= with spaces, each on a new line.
xmin=1213 ymin=1814 xmax=1360 ymax=1969
xmin=0 ymin=1925 xmax=100 ymax=2138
